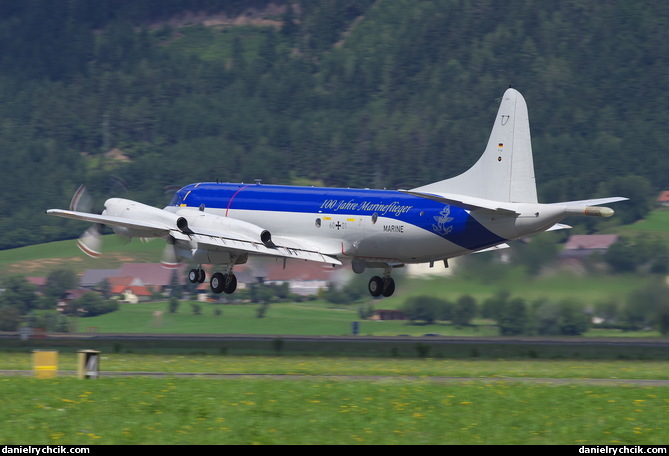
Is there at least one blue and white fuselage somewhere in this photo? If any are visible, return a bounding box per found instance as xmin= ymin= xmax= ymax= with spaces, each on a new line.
xmin=47 ymin=88 xmax=627 ymax=297
xmin=167 ymin=182 xmax=509 ymax=264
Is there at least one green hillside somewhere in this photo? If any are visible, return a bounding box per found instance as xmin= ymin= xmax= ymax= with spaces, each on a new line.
xmin=0 ymin=236 xmax=164 ymax=278
xmin=0 ymin=0 xmax=667 ymax=249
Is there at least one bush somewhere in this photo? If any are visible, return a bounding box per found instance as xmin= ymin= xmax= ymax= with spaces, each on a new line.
xmin=401 ymin=295 xmax=451 ymax=324
xmin=498 ymin=297 xmax=529 ymax=336
xmin=68 ymin=292 xmax=119 ymax=317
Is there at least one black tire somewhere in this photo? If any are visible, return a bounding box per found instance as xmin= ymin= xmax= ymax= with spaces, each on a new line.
xmin=188 ymin=268 xmax=199 ymax=284
xmin=368 ymin=276 xmax=383 ymax=297
xmin=382 ymin=277 xmax=395 ymax=297
xmin=210 ymin=272 xmax=225 ymax=294
xmin=197 ymin=268 xmax=206 ymax=283
xmin=223 ymin=273 xmax=237 ymax=294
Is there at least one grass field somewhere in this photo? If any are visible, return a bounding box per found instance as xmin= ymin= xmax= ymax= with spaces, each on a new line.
xmin=0 ymin=236 xmax=164 ymax=278
xmin=1 ymin=355 xmax=668 ymax=445
xmin=71 ymin=276 xmax=661 ymax=338
xmin=613 ymin=208 xmax=669 ymax=241
xmin=4 ymin=353 xmax=669 ymax=380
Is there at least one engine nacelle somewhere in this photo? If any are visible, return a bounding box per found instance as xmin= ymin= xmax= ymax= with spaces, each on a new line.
xmin=103 ymin=198 xmax=182 ymax=238
xmin=175 ymin=208 xmax=273 ymax=247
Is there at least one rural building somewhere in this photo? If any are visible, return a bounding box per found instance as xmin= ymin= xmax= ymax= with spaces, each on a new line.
xmin=262 ymin=261 xmax=340 ymax=296
xmin=656 ymin=191 xmax=669 ymax=207
xmin=561 ymin=234 xmax=619 ymax=259
xmin=370 ymin=310 xmax=407 ymax=321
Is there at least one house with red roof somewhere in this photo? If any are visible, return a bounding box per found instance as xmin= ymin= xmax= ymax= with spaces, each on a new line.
xmin=107 ymin=276 xmax=154 ymax=303
xmin=656 ymin=191 xmax=669 ymax=206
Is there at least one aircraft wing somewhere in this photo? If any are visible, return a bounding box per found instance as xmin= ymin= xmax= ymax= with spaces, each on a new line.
xmin=401 ymin=190 xmax=520 ymax=216
xmin=45 ymin=209 xmax=172 ymax=234
xmin=170 ymin=230 xmax=342 ymax=265
xmin=47 ymin=207 xmax=342 ymax=266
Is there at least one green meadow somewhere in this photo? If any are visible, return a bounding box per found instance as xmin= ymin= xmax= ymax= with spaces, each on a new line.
xmin=71 ymin=272 xmax=660 ymax=338
xmin=613 ymin=208 xmax=669 ymax=241
xmin=1 ymin=377 xmax=667 ymax=445
xmin=1 ymin=354 xmax=668 ymax=445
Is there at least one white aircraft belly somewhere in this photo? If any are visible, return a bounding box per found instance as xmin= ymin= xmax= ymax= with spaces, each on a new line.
xmin=215 ymin=208 xmax=472 ymax=264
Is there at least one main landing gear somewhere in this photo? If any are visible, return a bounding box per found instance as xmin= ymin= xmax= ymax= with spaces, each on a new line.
xmin=188 ymin=268 xmax=238 ymax=294
xmin=368 ymin=274 xmax=395 ymax=297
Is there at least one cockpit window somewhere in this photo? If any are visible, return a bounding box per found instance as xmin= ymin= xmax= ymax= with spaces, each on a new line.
xmin=168 ymin=188 xmax=190 ymax=206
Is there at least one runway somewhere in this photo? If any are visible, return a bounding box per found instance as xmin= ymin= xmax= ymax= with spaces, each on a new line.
xmin=2 ymin=370 xmax=669 ymax=386
xmin=5 ymin=331 xmax=669 ymax=347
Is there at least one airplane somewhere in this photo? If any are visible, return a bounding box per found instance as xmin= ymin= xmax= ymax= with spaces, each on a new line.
xmin=47 ymin=88 xmax=627 ymax=297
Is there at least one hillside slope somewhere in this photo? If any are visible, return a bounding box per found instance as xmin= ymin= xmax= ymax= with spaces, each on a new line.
xmin=0 ymin=0 xmax=666 ymax=248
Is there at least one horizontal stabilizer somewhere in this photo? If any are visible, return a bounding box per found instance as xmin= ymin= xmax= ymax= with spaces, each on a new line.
xmin=547 ymin=223 xmax=572 ymax=231
xmin=552 ymin=197 xmax=629 ymax=207
xmin=554 ymin=197 xmax=628 ymax=218
xmin=475 ymin=243 xmax=510 ymax=253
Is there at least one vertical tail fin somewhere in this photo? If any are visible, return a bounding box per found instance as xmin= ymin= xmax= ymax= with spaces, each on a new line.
xmin=411 ymin=88 xmax=538 ymax=203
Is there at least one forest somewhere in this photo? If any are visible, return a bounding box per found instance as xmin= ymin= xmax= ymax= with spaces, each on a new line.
xmin=0 ymin=0 xmax=667 ymax=249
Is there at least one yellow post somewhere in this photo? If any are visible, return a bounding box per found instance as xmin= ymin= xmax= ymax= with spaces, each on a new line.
xmin=32 ymin=350 xmax=58 ymax=379
xmin=77 ymin=350 xmax=101 ymax=379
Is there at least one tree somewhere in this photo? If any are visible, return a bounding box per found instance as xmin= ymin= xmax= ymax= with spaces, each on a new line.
xmin=512 ymin=235 xmax=559 ymax=276
xmin=169 ymin=269 xmax=183 ymax=299
xmin=498 ymin=297 xmax=529 ymax=336
xmin=0 ymin=276 xmax=40 ymax=314
xmin=168 ymin=296 xmax=179 ymax=314
xmin=482 ymin=291 xmax=511 ymax=321
xmin=605 ymin=236 xmax=669 ymax=274
xmin=43 ymin=269 xmax=78 ymax=305
xmin=452 ymin=295 xmax=477 ymax=327
xmin=533 ymin=298 xmax=589 ymax=336
xmin=624 ymin=280 xmax=669 ymax=332
xmin=0 ymin=306 xmax=22 ymax=331
xmin=401 ymin=295 xmax=449 ymax=325
xmin=597 ymin=175 xmax=653 ymax=225
xmin=68 ymin=292 xmax=118 ymax=317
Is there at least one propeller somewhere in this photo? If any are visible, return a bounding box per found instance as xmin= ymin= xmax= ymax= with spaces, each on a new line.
xmin=161 ymin=235 xmax=180 ymax=269
xmin=69 ymin=177 xmax=130 ymax=258
xmin=69 ymin=185 xmax=103 ymax=258
xmin=69 ymin=178 xmax=185 ymax=269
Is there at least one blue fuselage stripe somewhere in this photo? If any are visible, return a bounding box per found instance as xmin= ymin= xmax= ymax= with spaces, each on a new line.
xmin=169 ymin=183 xmax=507 ymax=251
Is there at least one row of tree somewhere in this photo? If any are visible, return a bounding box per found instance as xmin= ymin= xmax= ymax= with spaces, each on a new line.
xmin=400 ymin=281 xmax=669 ymax=336
xmin=0 ymin=272 xmax=118 ymax=331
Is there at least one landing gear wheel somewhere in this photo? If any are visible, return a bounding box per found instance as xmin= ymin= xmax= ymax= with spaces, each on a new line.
xmin=368 ymin=276 xmax=383 ymax=297
xmin=188 ymin=269 xmax=199 ymax=284
xmin=189 ymin=268 xmax=207 ymax=284
xmin=210 ymin=272 xmax=225 ymax=294
xmin=382 ymin=277 xmax=395 ymax=297
xmin=222 ymin=273 xmax=237 ymax=294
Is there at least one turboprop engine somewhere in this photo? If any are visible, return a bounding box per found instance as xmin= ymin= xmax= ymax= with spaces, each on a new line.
xmin=173 ymin=207 xmax=273 ymax=247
